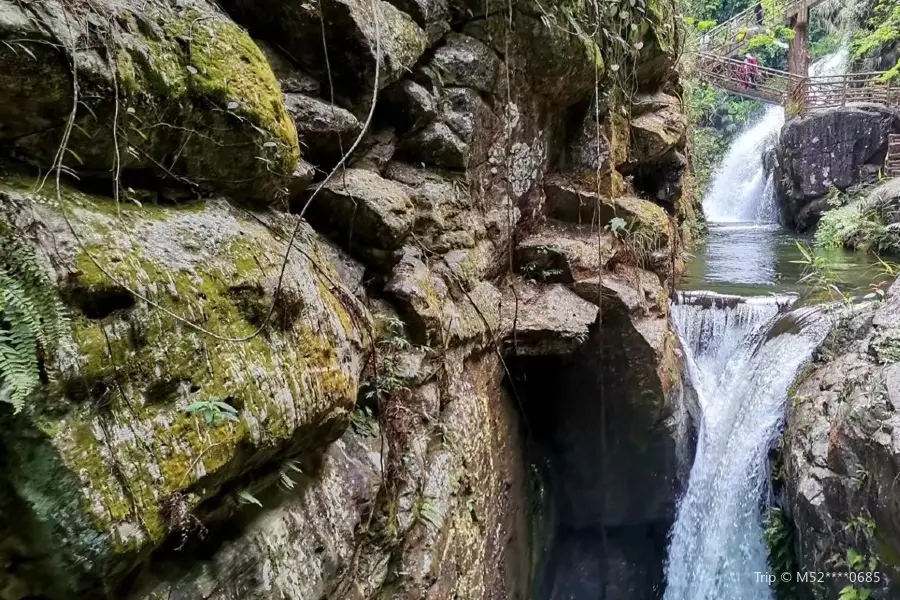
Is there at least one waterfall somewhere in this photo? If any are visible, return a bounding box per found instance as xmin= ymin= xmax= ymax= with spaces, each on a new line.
xmin=702 ymin=106 xmax=784 ymax=224
xmin=663 ymin=293 xmax=829 ymax=600
xmin=702 ymin=48 xmax=849 ymax=225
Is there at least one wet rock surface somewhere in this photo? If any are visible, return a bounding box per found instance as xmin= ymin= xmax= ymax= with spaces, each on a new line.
xmin=775 ymin=104 xmax=900 ymax=230
xmin=0 ymin=0 xmax=694 ymax=597
xmin=784 ymin=280 xmax=900 ymax=598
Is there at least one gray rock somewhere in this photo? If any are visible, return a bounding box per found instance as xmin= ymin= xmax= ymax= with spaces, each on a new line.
xmin=385 ymin=79 xmax=439 ymax=132
xmin=283 ymin=93 xmax=363 ymax=163
xmin=0 ymin=0 xmax=300 ymax=204
xmin=0 ymin=183 xmax=369 ymax=596
xmin=515 ymin=221 xmax=609 ymax=283
xmin=256 ymin=39 xmax=322 ymax=94
xmin=429 ymin=33 xmax=502 ymax=94
xmin=783 ymin=290 xmax=900 ymax=598
xmin=304 ymin=168 xmax=415 ymax=251
xmin=500 ymin=282 xmax=599 ymax=355
xmin=350 ymin=129 xmax=398 ymax=172
xmin=385 ymin=0 xmax=449 ymax=42
xmin=775 ymin=104 xmax=900 ymax=230
xmin=629 ymin=99 xmax=687 ymax=164
xmin=439 ymin=86 xmax=493 ymax=141
xmin=401 ymin=122 xmax=468 ymax=169
xmin=289 ymin=160 xmax=317 ymax=196
xmin=133 ymin=430 xmax=383 ymax=600
xmin=223 ymin=0 xmax=427 ymax=104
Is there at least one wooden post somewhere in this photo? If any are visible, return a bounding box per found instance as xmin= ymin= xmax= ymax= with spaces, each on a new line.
xmin=787 ymin=1 xmax=809 ymax=80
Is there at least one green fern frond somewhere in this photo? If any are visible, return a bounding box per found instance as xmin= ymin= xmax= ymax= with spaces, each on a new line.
xmin=0 ymin=226 xmax=68 ymax=412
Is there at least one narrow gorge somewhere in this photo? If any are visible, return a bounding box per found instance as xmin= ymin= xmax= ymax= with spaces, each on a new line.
xmin=2 ymin=0 xmax=900 ymax=599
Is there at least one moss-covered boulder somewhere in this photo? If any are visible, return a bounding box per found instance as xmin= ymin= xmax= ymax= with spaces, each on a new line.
xmin=0 ymin=0 xmax=299 ymax=204
xmin=0 ymin=177 xmax=369 ymax=596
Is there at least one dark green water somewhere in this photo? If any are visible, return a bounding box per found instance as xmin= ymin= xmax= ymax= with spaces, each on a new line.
xmin=682 ymin=222 xmax=891 ymax=298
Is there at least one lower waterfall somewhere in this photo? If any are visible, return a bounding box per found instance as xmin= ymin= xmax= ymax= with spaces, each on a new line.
xmin=662 ymin=293 xmax=828 ymax=600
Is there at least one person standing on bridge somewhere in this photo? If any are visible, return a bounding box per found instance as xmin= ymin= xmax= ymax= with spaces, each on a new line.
xmin=754 ymin=2 xmax=764 ymax=26
xmin=741 ymin=54 xmax=759 ymax=89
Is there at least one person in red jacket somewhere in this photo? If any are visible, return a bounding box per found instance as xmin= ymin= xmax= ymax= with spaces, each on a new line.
xmin=742 ymin=54 xmax=759 ymax=89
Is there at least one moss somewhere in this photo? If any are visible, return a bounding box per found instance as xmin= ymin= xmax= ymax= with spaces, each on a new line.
xmin=4 ymin=184 xmax=360 ymax=579
xmin=111 ymin=4 xmax=300 ymax=200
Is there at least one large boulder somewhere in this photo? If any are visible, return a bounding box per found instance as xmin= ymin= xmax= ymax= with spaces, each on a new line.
xmin=302 ymin=168 xmax=416 ymax=253
xmin=0 ymin=178 xmax=369 ymax=596
xmin=0 ymin=0 xmax=300 ymax=204
xmin=629 ymin=99 xmax=687 ymax=164
xmin=132 ymin=429 xmax=383 ymax=600
xmin=222 ymin=0 xmax=428 ymax=106
xmin=283 ymin=93 xmax=363 ymax=163
xmin=775 ymin=104 xmax=900 ymax=230
xmin=784 ymin=282 xmax=900 ymax=598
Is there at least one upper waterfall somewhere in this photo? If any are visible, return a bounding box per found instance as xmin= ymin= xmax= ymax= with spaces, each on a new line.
xmin=702 ymin=106 xmax=784 ymax=224
xmin=702 ymin=47 xmax=850 ymax=224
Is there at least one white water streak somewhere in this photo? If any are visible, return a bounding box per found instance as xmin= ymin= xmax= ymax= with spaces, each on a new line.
xmin=664 ymin=294 xmax=827 ymax=600
xmin=703 ymin=107 xmax=784 ymax=224
xmin=702 ymin=48 xmax=849 ymax=225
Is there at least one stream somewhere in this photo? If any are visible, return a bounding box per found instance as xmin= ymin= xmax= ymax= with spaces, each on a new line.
xmin=662 ymin=50 xmax=874 ymax=600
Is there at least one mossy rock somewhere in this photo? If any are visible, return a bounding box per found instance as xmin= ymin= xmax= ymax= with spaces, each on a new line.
xmin=0 ymin=0 xmax=299 ymax=205
xmin=0 ymin=176 xmax=369 ymax=595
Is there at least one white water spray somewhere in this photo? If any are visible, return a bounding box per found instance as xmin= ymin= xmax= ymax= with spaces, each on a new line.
xmin=702 ymin=47 xmax=850 ymax=225
xmin=702 ymin=106 xmax=784 ymax=224
xmin=663 ymin=294 xmax=828 ymax=600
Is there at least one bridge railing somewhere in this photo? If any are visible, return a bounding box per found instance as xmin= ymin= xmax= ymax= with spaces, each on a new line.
xmin=697 ymin=53 xmax=795 ymax=104
xmin=702 ymin=0 xmax=797 ymax=56
xmin=804 ymin=73 xmax=898 ymax=110
xmin=696 ymin=53 xmax=899 ymax=113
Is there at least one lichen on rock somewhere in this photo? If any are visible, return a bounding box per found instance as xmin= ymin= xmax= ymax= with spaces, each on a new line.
xmin=0 ymin=176 xmax=368 ymax=595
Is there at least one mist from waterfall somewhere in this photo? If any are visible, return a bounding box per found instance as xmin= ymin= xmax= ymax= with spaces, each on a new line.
xmin=663 ymin=295 xmax=828 ymax=600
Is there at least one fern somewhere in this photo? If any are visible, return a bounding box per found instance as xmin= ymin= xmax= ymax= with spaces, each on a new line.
xmin=0 ymin=227 xmax=67 ymax=412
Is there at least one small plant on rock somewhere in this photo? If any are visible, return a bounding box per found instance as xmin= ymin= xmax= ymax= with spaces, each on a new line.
xmin=0 ymin=227 xmax=68 ymax=412
xmin=185 ymin=399 xmax=239 ymax=425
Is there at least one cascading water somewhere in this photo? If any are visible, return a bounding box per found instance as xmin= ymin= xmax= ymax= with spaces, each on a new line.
xmin=663 ymin=294 xmax=828 ymax=600
xmin=703 ymin=106 xmax=784 ymax=224
xmin=667 ymin=47 xmax=853 ymax=600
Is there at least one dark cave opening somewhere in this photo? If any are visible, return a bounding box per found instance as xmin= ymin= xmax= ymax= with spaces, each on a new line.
xmin=505 ymin=316 xmax=688 ymax=600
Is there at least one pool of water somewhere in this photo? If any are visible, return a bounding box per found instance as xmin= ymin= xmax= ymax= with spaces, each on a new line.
xmin=682 ymin=222 xmax=890 ymax=297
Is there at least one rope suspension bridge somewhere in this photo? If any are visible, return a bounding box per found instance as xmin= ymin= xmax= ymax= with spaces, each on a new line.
xmin=694 ymin=0 xmax=900 ymax=113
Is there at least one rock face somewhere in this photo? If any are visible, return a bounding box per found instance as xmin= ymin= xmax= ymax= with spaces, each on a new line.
xmin=784 ymin=280 xmax=900 ymax=598
xmin=775 ymin=104 xmax=900 ymax=230
xmin=0 ymin=0 xmax=300 ymax=204
xmin=0 ymin=0 xmax=695 ymax=598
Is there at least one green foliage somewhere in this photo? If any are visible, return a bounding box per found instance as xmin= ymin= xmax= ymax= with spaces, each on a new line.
xmin=791 ymin=241 xmax=852 ymax=305
xmin=680 ymin=0 xmax=753 ymax=24
xmin=0 ymin=227 xmax=67 ymax=412
xmin=763 ymin=507 xmax=802 ymax=600
xmin=851 ymin=0 xmax=900 ymax=78
xmin=744 ymin=26 xmax=793 ymax=70
xmin=686 ymin=83 xmax=760 ymax=191
xmin=237 ymin=489 xmax=262 ymax=507
xmin=815 ymin=192 xmax=900 ymax=255
xmin=185 ymin=399 xmax=239 ymax=425
xmin=363 ymin=315 xmax=413 ymax=403
xmin=809 ymin=27 xmax=842 ymax=60
xmin=606 ymin=216 xmax=629 ymax=237
xmin=839 ymin=587 xmax=872 ymax=600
